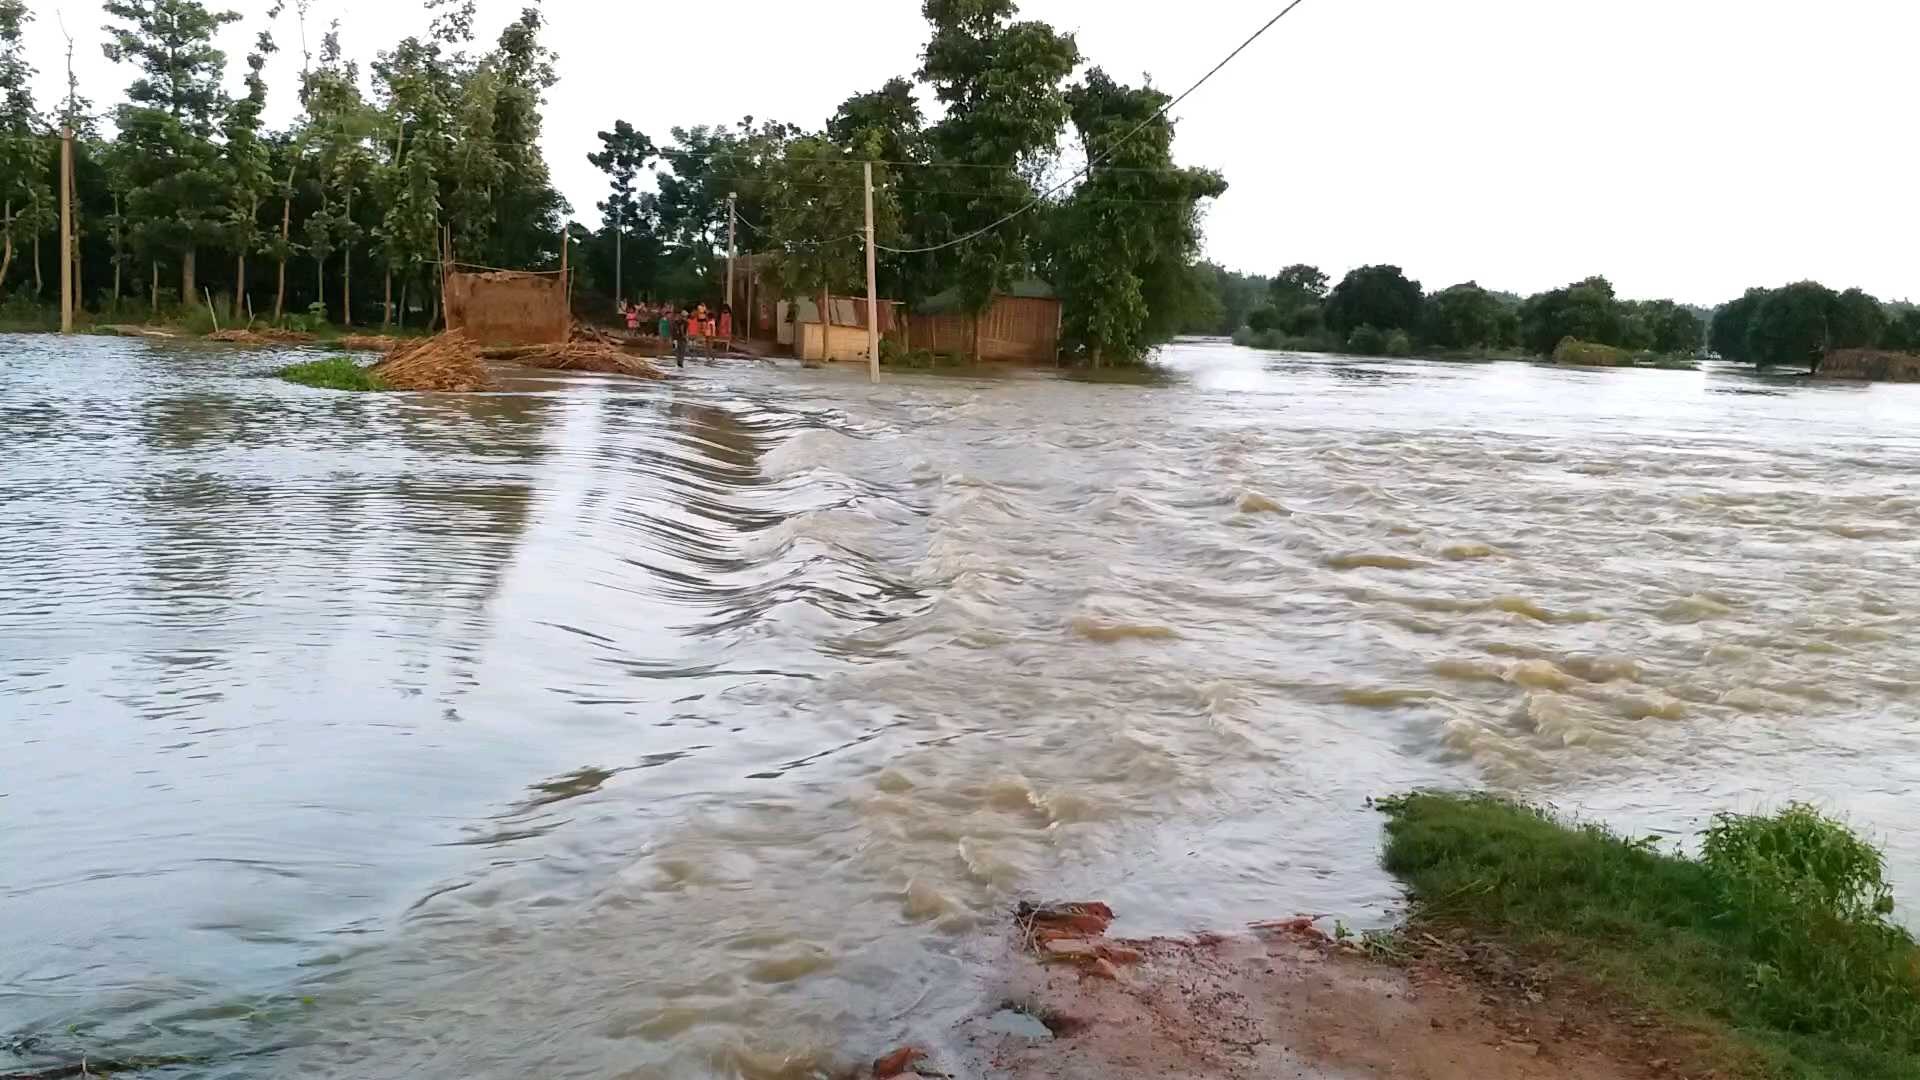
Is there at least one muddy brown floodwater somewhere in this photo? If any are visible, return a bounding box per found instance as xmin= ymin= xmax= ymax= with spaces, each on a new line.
xmin=5 ymin=336 xmax=1920 ymax=1078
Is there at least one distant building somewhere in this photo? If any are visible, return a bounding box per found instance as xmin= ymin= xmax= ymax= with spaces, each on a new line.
xmin=730 ymin=253 xmax=1061 ymax=364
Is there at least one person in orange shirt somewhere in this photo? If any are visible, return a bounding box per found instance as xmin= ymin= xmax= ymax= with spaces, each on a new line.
xmin=718 ymin=305 xmax=733 ymax=352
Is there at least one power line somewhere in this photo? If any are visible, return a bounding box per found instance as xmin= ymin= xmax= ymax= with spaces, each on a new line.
xmin=875 ymin=0 xmax=1311 ymax=255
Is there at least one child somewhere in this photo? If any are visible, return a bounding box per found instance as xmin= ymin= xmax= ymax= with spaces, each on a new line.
xmin=657 ymin=306 xmax=672 ymax=343
xmin=624 ymin=301 xmax=640 ymax=334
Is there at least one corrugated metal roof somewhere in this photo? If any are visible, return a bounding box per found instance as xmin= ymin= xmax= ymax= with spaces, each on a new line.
xmin=913 ymin=279 xmax=1057 ymax=315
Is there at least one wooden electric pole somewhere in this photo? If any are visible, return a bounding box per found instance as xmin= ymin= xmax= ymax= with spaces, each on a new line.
xmin=863 ymin=162 xmax=878 ymax=383
xmin=725 ymin=191 xmax=737 ymax=313
xmin=613 ymin=204 xmax=622 ymax=304
xmin=59 ymin=127 xmax=73 ymax=334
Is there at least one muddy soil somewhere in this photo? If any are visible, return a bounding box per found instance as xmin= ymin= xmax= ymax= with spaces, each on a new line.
xmin=894 ymin=917 xmax=1719 ymax=1080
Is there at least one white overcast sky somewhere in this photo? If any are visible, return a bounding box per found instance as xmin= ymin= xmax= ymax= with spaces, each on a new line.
xmin=25 ymin=0 xmax=1919 ymax=305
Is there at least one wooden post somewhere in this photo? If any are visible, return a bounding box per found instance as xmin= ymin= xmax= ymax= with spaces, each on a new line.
xmin=58 ymin=127 xmax=73 ymax=333
xmin=818 ymin=285 xmax=828 ymax=364
xmin=863 ymin=162 xmax=878 ymax=383
xmin=725 ymin=191 xmax=736 ymax=313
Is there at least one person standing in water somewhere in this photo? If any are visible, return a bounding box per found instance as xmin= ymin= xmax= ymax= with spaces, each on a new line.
xmin=673 ymin=308 xmax=690 ymax=367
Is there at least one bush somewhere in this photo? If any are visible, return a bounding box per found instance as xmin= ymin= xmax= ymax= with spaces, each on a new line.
xmin=1383 ymin=329 xmax=1412 ymax=357
xmin=1382 ymin=793 xmax=1920 ymax=1078
xmin=1345 ymin=324 xmax=1387 ymax=355
xmin=277 ymin=356 xmax=386 ymax=391
xmin=1551 ymin=337 xmax=1633 ymax=365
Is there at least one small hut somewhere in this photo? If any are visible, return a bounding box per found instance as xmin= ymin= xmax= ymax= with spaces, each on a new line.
xmin=905 ymin=280 xmax=1062 ymax=363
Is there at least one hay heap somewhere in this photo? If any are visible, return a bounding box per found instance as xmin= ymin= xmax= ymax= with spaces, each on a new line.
xmin=485 ymin=340 xmax=667 ymax=379
xmin=206 ymin=327 xmax=316 ymax=344
xmin=369 ymin=331 xmax=494 ymax=391
xmin=337 ymin=333 xmax=401 ymax=352
xmin=1819 ymin=349 xmax=1920 ymax=382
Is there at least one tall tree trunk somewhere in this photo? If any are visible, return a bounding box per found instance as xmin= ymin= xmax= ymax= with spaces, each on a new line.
xmin=274 ymin=191 xmax=291 ymax=321
xmin=383 ymin=266 xmax=391 ymax=328
xmin=109 ymin=194 xmax=121 ymax=309
xmin=33 ymin=232 xmax=42 ymax=295
xmin=181 ymin=248 xmax=196 ymax=311
xmin=1 ymin=201 xmax=13 ymax=291
xmin=314 ymin=257 xmax=324 ymax=320
xmin=341 ymin=189 xmax=352 ymax=327
xmin=151 ymin=261 xmax=159 ymax=315
xmin=398 ymin=278 xmax=408 ymax=329
xmin=234 ymin=253 xmax=247 ymax=323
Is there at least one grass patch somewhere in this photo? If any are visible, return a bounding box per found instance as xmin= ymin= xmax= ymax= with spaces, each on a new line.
xmin=1380 ymin=792 xmax=1920 ymax=1079
xmin=276 ymin=356 xmax=387 ymax=391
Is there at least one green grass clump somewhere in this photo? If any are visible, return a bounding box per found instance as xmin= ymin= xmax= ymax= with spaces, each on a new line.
xmin=1380 ymin=793 xmax=1920 ymax=1079
xmin=276 ymin=356 xmax=387 ymax=391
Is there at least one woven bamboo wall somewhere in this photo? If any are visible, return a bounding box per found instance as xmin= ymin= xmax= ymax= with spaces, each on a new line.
xmin=906 ymin=295 xmax=1060 ymax=362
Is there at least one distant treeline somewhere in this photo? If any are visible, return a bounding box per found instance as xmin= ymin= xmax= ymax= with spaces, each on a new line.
xmin=1187 ymin=262 xmax=1919 ymax=369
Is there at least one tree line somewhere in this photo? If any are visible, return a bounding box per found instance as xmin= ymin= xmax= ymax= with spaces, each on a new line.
xmin=1198 ymin=260 xmax=1918 ymax=370
xmin=0 ymin=0 xmax=1225 ymax=363
xmin=1 ymin=0 xmax=564 ymax=329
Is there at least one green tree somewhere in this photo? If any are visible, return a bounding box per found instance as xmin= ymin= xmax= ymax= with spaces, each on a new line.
xmin=757 ymin=136 xmax=897 ymax=340
xmin=1710 ymin=288 xmax=1767 ymax=362
xmin=827 ymin=77 xmax=926 ymax=166
xmin=1748 ymin=281 xmax=1837 ymax=371
xmin=371 ymin=35 xmax=446 ymax=325
xmin=1518 ymin=276 xmax=1623 ymax=355
xmin=1186 ymin=263 xmax=1267 ymax=334
xmin=297 ymin=25 xmax=371 ymax=321
xmin=0 ymin=0 xmax=50 ymax=296
xmin=914 ymin=0 xmax=1078 ymax=318
xmin=1630 ymin=299 xmax=1704 ymax=356
xmin=1325 ymin=264 xmax=1422 ymax=335
xmin=655 ymin=118 xmax=793 ymax=296
xmin=1879 ymin=307 xmax=1920 ymax=353
xmin=102 ymin=0 xmax=241 ymax=305
xmin=585 ymin=119 xmax=656 ymax=300
xmin=478 ymin=7 xmax=565 ymax=270
xmin=223 ymin=1 xmax=282 ymax=321
xmin=1045 ymin=68 xmax=1224 ymax=364
xmin=1270 ymin=263 xmax=1328 ymax=311
xmin=1423 ymin=282 xmax=1507 ymax=350
xmin=1828 ymin=287 xmax=1886 ymax=351
xmin=827 ymin=77 xmax=926 ymax=298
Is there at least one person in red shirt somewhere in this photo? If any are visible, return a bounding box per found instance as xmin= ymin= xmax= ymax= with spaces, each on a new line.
xmin=718 ymin=305 xmax=733 ymax=351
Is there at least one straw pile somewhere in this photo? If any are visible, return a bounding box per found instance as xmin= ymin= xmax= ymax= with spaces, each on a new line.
xmin=206 ymin=327 xmax=316 ymax=344
xmin=369 ymin=331 xmax=494 ymax=391
xmin=337 ymin=334 xmax=401 ymax=352
xmin=488 ymin=340 xmax=667 ymax=379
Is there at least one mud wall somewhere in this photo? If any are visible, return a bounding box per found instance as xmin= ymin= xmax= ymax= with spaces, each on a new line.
xmin=445 ymin=271 xmax=570 ymax=346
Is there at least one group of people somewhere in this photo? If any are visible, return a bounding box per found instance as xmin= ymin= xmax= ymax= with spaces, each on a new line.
xmin=619 ymin=300 xmax=733 ymax=368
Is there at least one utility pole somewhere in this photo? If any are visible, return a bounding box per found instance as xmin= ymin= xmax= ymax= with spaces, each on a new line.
xmin=863 ymin=162 xmax=879 ymax=383
xmin=613 ymin=204 xmax=622 ymax=304
xmin=59 ymin=126 xmax=73 ymax=334
xmin=725 ymin=191 xmax=737 ymax=313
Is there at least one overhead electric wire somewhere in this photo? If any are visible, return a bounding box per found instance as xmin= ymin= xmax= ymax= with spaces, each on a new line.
xmin=874 ymin=0 xmax=1311 ymax=255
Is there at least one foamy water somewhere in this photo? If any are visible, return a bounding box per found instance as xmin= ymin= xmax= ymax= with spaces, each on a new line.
xmin=4 ymin=336 xmax=1919 ymax=1077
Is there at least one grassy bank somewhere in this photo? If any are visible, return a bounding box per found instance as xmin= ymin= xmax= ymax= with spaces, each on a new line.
xmin=1380 ymin=793 xmax=1920 ymax=1079
xmin=277 ymin=357 xmax=387 ymax=391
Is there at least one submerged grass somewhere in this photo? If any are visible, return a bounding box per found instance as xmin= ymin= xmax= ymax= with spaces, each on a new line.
xmin=1380 ymin=793 xmax=1920 ymax=1079
xmin=276 ymin=356 xmax=387 ymax=391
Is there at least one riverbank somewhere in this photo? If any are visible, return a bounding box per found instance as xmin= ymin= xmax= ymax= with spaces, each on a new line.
xmin=899 ymin=795 xmax=1918 ymax=1080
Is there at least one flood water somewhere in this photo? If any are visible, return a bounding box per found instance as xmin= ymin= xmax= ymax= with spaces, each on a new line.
xmin=5 ymin=336 xmax=1920 ymax=1077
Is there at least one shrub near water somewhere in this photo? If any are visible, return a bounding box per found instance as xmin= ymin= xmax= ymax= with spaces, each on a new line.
xmin=1380 ymin=793 xmax=1920 ymax=1079
xmin=276 ymin=356 xmax=387 ymax=391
